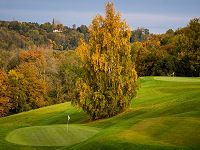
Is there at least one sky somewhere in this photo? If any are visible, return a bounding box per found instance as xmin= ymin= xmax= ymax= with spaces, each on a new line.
xmin=0 ymin=0 xmax=199 ymax=33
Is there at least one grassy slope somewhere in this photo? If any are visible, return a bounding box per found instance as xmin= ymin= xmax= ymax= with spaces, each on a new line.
xmin=0 ymin=77 xmax=200 ymax=150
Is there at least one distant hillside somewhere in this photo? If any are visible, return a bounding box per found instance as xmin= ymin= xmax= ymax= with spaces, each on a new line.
xmin=0 ymin=21 xmax=89 ymax=50
xmin=0 ymin=20 xmax=151 ymax=51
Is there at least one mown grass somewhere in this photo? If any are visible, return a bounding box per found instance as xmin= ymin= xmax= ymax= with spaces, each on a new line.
xmin=6 ymin=125 xmax=100 ymax=146
xmin=0 ymin=76 xmax=200 ymax=150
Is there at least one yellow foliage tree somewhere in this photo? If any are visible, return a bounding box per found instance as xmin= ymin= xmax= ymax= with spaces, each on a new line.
xmin=0 ymin=70 xmax=13 ymax=117
xmin=73 ymin=3 xmax=138 ymax=120
xmin=8 ymin=63 xmax=48 ymax=112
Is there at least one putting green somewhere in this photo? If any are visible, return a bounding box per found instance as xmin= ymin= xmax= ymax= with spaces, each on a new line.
xmin=154 ymin=76 xmax=200 ymax=82
xmin=6 ymin=124 xmax=100 ymax=146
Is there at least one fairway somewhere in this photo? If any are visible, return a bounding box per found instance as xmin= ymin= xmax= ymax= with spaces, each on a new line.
xmin=154 ymin=76 xmax=200 ymax=82
xmin=0 ymin=76 xmax=200 ymax=150
xmin=6 ymin=125 xmax=100 ymax=146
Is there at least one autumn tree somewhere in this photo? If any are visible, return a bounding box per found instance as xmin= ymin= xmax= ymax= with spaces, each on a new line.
xmin=130 ymin=28 xmax=150 ymax=43
xmin=8 ymin=63 xmax=48 ymax=112
xmin=174 ymin=18 xmax=200 ymax=76
xmin=0 ymin=70 xmax=13 ymax=117
xmin=59 ymin=51 xmax=81 ymax=102
xmin=73 ymin=3 xmax=138 ymax=120
xmin=131 ymin=41 xmax=150 ymax=76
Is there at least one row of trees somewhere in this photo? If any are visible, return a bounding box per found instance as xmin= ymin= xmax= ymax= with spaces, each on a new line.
xmin=132 ymin=18 xmax=200 ymax=77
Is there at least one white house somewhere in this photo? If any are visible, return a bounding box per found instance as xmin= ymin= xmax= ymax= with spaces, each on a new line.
xmin=53 ymin=29 xmax=62 ymax=33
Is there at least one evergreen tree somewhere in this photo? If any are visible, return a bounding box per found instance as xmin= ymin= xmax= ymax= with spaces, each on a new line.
xmin=73 ymin=3 xmax=138 ymax=120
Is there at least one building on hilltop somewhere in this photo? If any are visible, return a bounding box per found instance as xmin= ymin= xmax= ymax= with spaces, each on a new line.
xmin=52 ymin=18 xmax=63 ymax=33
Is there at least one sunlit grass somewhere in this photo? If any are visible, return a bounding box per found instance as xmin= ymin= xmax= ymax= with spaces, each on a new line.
xmin=0 ymin=76 xmax=200 ymax=150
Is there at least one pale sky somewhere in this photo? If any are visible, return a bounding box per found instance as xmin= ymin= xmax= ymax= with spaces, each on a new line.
xmin=0 ymin=0 xmax=199 ymax=33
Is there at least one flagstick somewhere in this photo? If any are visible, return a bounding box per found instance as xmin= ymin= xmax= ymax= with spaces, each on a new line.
xmin=67 ymin=115 xmax=70 ymax=133
xmin=67 ymin=120 xmax=69 ymax=133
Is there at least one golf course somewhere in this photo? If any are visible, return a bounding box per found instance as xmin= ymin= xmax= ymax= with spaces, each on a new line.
xmin=0 ymin=76 xmax=200 ymax=150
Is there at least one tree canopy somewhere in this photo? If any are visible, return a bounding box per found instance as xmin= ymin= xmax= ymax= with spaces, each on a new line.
xmin=73 ymin=3 xmax=138 ymax=120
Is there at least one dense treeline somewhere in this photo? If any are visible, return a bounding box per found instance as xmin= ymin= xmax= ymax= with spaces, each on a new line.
xmin=0 ymin=49 xmax=79 ymax=117
xmin=132 ymin=18 xmax=200 ymax=77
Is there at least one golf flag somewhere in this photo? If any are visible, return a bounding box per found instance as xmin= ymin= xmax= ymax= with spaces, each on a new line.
xmin=68 ymin=115 xmax=70 ymax=121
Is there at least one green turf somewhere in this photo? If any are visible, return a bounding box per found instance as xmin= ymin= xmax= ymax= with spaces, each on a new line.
xmin=154 ymin=76 xmax=200 ymax=82
xmin=0 ymin=76 xmax=200 ymax=150
xmin=6 ymin=125 xmax=100 ymax=146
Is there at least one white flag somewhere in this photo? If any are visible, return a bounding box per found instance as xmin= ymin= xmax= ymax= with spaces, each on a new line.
xmin=68 ymin=115 xmax=70 ymax=121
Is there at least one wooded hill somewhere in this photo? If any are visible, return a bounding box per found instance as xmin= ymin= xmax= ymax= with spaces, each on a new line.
xmin=0 ymin=20 xmax=89 ymax=50
xmin=0 ymin=20 xmax=149 ymax=51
